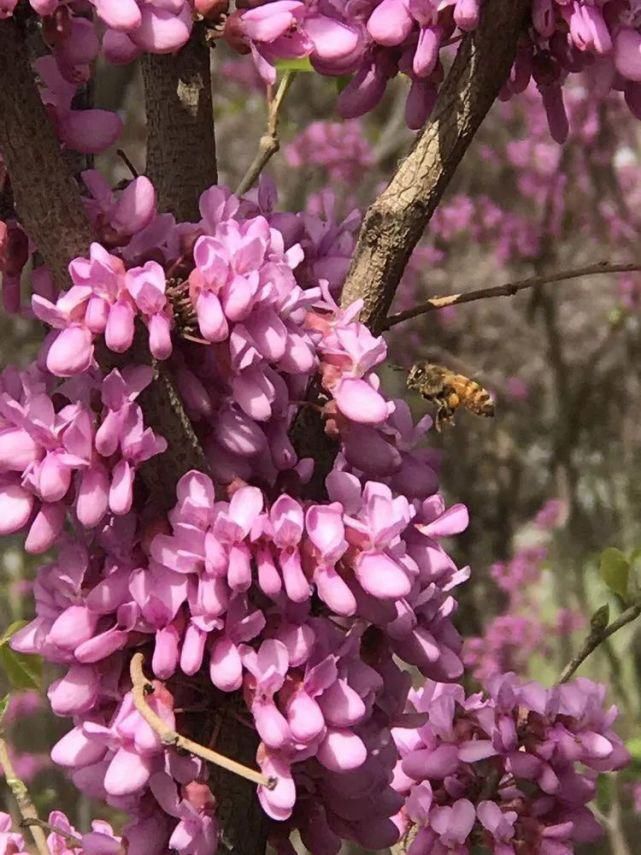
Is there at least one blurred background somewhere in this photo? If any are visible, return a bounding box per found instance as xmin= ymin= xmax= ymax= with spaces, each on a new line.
xmin=3 ymin=42 xmax=641 ymax=853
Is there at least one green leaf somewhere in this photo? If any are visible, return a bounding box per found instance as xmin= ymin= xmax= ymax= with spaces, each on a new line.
xmin=0 ymin=620 xmax=28 ymax=646
xmin=0 ymin=645 xmax=41 ymax=691
xmin=335 ymin=75 xmax=351 ymax=93
xmin=275 ymin=57 xmax=313 ymax=73
xmin=626 ymin=736 xmax=641 ymax=763
xmin=0 ymin=694 xmax=9 ymax=726
xmin=599 ymin=548 xmax=630 ymax=599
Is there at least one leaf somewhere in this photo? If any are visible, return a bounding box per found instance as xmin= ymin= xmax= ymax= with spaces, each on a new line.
xmin=0 ymin=620 xmax=28 ymax=646
xmin=0 ymin=694 xmax=8 ymax=726
xmin=626 ymin=736 xmax=641 ymax=763
xmin=0 ymin=645 xmax=41 ymax=691
xmin=275 ymin=57 xmax=313 ymax=73
xmin=335 ymin=75 xmax=351 ymax=93
xmin=599 ymin=548 xmax=630 ymax=600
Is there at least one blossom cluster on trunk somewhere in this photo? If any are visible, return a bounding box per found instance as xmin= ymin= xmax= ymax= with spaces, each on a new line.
xmin=0 ymin=173 xmax=628 ymax=852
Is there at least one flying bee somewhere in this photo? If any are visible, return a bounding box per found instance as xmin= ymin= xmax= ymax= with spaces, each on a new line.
xmin=405 ymin=361 xmax=495 ymax=431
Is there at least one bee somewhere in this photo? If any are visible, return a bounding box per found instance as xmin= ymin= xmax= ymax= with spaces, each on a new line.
xmin=406 ymin=361 xmax=495 ymax=431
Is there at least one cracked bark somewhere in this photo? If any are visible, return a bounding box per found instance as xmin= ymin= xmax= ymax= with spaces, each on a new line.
xmin=141 ymin=22 xmax=217 ymax=221
xmin=340 ymin=0 xmax=531 ymax=334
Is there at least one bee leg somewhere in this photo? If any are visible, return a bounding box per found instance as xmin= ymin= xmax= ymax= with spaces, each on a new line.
xmin=435 ymin=405 xmax=454 ymax=431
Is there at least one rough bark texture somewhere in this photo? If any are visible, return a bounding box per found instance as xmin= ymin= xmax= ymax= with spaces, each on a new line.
xmin=339 ymin=0 xmax=530 ymax=333
xmin=142 ymin=22 xmax=217 ymax=221
xmin=0 ymin=18 xmax=94 ymax=288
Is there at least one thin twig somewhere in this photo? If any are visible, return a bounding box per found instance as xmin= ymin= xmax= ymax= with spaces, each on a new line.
xmin=558 ymin=601 xmax=641 ymax=684
xmin=0 ymin=736 xmax=50 ymax=855
xmin=20 ymin=818 xmax=81 ymax=848
xmin=129 ymin=653 xmax=274 ymax=790
xmin=236 ymin=72 xmax=295 ymax=195
xmin=384 ymin=260 xmax=641 ymax=329
xmin=116 ymin=149 xmax=139 ymax=178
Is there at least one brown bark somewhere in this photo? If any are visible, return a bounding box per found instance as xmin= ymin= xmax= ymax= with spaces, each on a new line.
xmin=141 ymin=22 xmax=217 ymax=221
xmin=0 ymin=18 xmax=94 ymax=288
xmin=340 ymin=0 xmax=530 ymax=333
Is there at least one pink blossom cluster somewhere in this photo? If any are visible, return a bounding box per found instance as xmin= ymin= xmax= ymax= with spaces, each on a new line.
xmin=284 ymin=120 xmax=375 ymax=183
xmin=0 ymin=809 xmax=120 ymax=854
xmin=0 ymin=170 xmax=627 ymax=853
xmin=0 ymin=362 xmax=166 ymax=552
xmin=30 ymin=180 xmax=436 ymax=494
xmin=8 ymin=461 xmax=468 ymax=850
xmin=0 ymin=174 xmax=466 ymax=851
xmin=0 ymin=1 xmax=196 ymax=158
xmin=5 ymin=0 xmax=641 ymax=155
xmin=227 ymin=0 xmax=641 ymax=136
xmin=392 ymin=673 xmax=630 ymax=853
xmin=1 ymin=0 xmax=194 ymax=60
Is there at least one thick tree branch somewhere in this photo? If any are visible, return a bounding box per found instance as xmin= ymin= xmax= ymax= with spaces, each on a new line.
xmin=142 ymin=23 xmax=217 ymax=221
xmin=340 ymin=0 xmax=530 ymax=332
xmin=384 ymin=260 xmax=641 ymax=328
xmin=0 ymin=19 xmax=94 ymax=287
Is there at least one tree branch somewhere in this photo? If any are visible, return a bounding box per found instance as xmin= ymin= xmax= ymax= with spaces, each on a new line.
xmin=558 ymin=601 xmax=641 ymax=684
xmin=339 ymin=0 xmax=530 ymax=333
xmin=129 ymin=653 xmax=272 ymax=788
xmin=384 ymin=260 xmax=641 ymax=328
xmin=20 ymin=818 xmax=81 ymax=848
xmin=0 ymin=18 xmax=94 ymax=288
xmin=236 ymin=72 xmax=295 ymax=196
xmin=0 ymin=735 xmax=50 ymax=855
xmin=142 ymin=22 xmax=217 ymax=221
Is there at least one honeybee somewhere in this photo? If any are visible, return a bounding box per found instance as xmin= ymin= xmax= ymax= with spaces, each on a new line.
xmin=406 ymin=361 xmax=495 ymax=431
